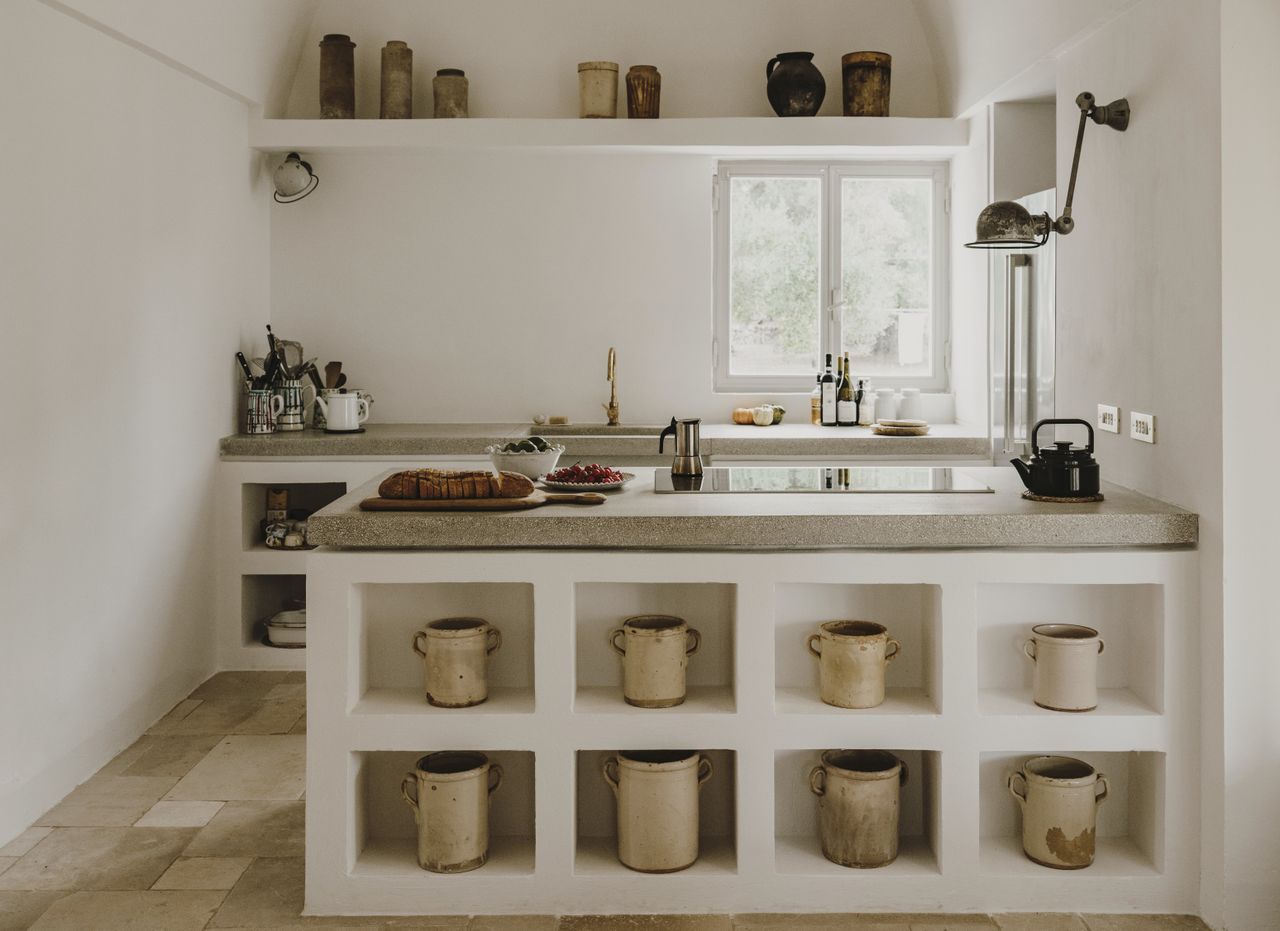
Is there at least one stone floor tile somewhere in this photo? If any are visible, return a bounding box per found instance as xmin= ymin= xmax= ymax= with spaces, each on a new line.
xmin=995 ymin=915 xmax=1088 ymax=931
xmin=145 ymin=699 xmax=203 ymax=735
xmin=27 ymin=890 xmax=224 ymax=930
xmin=188 ymin=671 xmax=291 ymax=702
xmin=96 ymin=737 xmax=157 ymax=776
xmin=1082 ymin=918 xmax=1208 ymax=931
xmin=733 ymin=918 xmax=911 ymax=929
xmin=0 ymin=861 xmax=14 ymax=879
xmin=148 ymin=700 xmax=268 ymax=737
xmin=151 ymin=856 xmax=251 ymax=891
xmin=383 ymin=918 xmax=468 ymax=929
xmin=469 ymin=918 xmax=557 ymax=931
xmin=0 ymin=827 xmax=194 ymax=891
xmin=119 ymin=735 xmax=224 ymax=778
xmin=231 ymin=700 xmax=306 ymax=735
xmin=205 ymin=857 xmax=380 ymax=928
xmin=909 ymin=919 xmax=998 ymax=931
xmin=135 ymin=801 xmax=224 ymax=828
xmin=264 ymin=683 xmax=307 ymax=703
xmin=284 ymin=670 xmax=307 ymax=684
xmin=166 ymin=735 xmax=305 ymax=801
xmin=561 ymin=918 xmax=734 ymax=931
xmin=0 ymin=829 xmax=51 ymax=859
xmin=35 ymin=776 xmax=178 ymax=827
xmin=183 ymin=800 xmax=304 ymax=858
xmin=290 ymin=713 xmax=307 ymax=735
xmin=0 ymin=890 xmax=63 ymax=931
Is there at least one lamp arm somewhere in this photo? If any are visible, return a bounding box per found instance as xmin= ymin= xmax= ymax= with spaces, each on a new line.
xmin=1055 ymin=93 xmax=1095 ymax=236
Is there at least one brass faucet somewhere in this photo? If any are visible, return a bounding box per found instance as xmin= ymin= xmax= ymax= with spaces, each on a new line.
xmin=602 ymin=347 xmax=620 ymax=426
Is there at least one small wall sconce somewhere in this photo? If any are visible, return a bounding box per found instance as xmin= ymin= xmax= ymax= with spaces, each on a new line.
xmin=966 ymin=92 xmax=1130 ymax=249
xmin=272 ymin=152 xmax=319 ymax=204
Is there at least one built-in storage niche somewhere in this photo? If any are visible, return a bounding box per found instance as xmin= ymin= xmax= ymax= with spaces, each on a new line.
xmin=976 ymin=584 xmax=1164 ymax=716
xmin=353 ymin=583 xmax=535 ymax=715
xmin=774 ymin=584 xmax=942 ymax=714
xmin=574 ymin=583 xmax=736 ymax=714
xmin=354 ymin=750 xmax=535 ymax=878
xmin=774 ymin=748 xmax=940 ymax=875
xmin=240 ymin=482 xmax=346 ymax=550
xmin=979 ymin=750 xmax=1164 ymax=877
xmin=242 ymin=574 xmax=306 ymax=647
xmin=574 ymin=748 xmax=737 ymax=875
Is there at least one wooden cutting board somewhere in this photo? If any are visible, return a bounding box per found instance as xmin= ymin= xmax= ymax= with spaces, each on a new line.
xmin=360 ymin=489 xmax=607 ymax=511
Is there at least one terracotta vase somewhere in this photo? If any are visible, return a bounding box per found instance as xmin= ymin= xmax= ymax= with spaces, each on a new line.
xmin=626 ymin=65 xmax=661 ymax=118
xmin=1008 ymin=755 xmax=1108 ymax=869
xmin=809 ymin=749 xmax=907 ymax=868
xmin=412 ymin=617 xmax=502 ymax=707
xmin=603 ymin=750 xmax=712 ymax=872
xmin=766 ymin=51 xmax=825 ymax=117
xmin=807 ymin=620 xmax=901 ymax=709
xmin=608 ymin=614 xmax=700 ymax=707
xmin=400 ymin=751 xmax=502 ymax=873
xmin=1023 ymin=623 xmax=1104 ymax=712
xmin=318 ymin=34 xmax=356 ymax=119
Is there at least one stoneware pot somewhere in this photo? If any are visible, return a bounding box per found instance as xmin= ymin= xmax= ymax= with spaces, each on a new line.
xmin=626 ymin=65 xmax=661 ymax=118
xmin=841 ymin=51 xmax=891 ymax=116
xmin=1024 ymin=623 xmax=1104 ymax=712
xmin=578 ymin=61 xmax=619 ymax=118
xmin=1008 ymin=755 xmax=1108 ymax=869
xmin=603 ymin=750 xmax=713 ymax=872
xmin=609 ymin=614 xmax=700 ymax=707
xmin=380 ymin=41 xmax=413 ymax=119
xmin=433 ymin=69 xmax=469 ymax=118
xmin=807 ymin=620 xmax=901 ymax=709
xmin=318 ymin=34 xmax=356 ymax=119
xmin=809 ymin=749 xmax=907 ymax=868
xmin=766 ymin=51 xmax=825 ymax=117
xmin=412 ymin=617 xmax=502 ymax=708
xmin=400 ymin=751 xmax=502 ymax=873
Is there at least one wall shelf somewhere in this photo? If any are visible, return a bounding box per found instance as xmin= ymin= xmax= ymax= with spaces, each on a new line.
xmin=250 ymin=116 xmax=970 ymax=156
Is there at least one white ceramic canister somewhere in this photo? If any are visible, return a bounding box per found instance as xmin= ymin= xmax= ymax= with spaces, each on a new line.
xmin=602 ymin=750 xmax=713 ymax=872
xmin=809 ymin=749 xmax=907 ymax=868
xmin=897 ymin=387 xmax=922 ymax=420
xmin=578 ymin=61 xmax=619 ymax=118
xmin=608 ymin=614 xmax=701 ymax=708
xmin=412 ymin=617 xmax=502 ymax=708
xmin=1008 ymin=755 xmax=1108 ymax=869
xmin=1023 ymin=623 xmax=1105 ymax=712
xmin=400 ymin=751 xmax=503 ymax=873
xmin=874 ymin=387 xmax=899 ymax=421
xmin=807 ymin=620 xmax=901 ymax=709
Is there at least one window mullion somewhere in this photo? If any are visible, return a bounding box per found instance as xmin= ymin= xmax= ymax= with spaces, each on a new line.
xmin=824 ymin=166 xmax=841 ymax=362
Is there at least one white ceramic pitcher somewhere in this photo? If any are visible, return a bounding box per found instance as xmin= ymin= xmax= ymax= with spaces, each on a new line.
xmin=314 ymin=392 xmax=369 ymax=431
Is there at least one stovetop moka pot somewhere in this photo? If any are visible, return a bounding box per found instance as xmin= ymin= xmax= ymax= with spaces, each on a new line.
xmin=659 ymin=417 xmax=703 ymax=477
xmin=1011 ymin=418 xmax=1101 ymax=498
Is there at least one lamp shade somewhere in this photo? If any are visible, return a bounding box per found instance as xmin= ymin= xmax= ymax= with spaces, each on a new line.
xmin=965 ymin=200 xmax=1050 ymax=249
xmin=272 ymin=152 xmax=318 ymax=203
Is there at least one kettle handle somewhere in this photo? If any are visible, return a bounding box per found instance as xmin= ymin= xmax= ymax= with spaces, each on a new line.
xmin=1030 ymin=418 xmax=1094 ymax=454
xmin=658 ymin=416 xmax=677 ymax=454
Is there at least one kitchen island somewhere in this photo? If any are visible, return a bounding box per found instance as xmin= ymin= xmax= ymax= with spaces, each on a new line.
xmin=301 ymin=467 xmax=1198 ymax=918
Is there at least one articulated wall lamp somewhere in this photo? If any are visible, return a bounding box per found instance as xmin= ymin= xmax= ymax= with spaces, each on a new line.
xmin=966 ymin=92 xmax=1130 ymax=249
xmin=272 ymin=152 xmax=319 ymax=204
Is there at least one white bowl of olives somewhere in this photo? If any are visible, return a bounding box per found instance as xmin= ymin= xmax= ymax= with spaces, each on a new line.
xmin=485 ymin=436 xmax=565 ymax=480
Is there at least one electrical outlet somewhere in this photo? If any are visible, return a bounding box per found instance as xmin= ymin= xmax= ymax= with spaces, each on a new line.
xmin=1097 ymin=404 xmax=1120 ymax=434
xmin=1130 ymin=411 xmax=1155 ymax=444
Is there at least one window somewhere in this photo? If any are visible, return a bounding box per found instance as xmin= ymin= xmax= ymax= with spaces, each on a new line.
xmin=713 ymin=161 xmax=948 ymax=392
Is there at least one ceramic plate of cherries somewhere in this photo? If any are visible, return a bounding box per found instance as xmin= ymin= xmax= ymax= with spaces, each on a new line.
xmin=540 ymin=462 xmax=634 ymax=492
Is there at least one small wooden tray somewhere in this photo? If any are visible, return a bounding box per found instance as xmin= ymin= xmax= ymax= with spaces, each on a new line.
xmin=1021 ymin=491 xmax=1106 ymax=504
xmin=360 ymin=489 xmax=607 ymax=511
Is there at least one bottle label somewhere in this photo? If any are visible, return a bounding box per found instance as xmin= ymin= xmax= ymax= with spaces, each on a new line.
xmin=837 ymin=400 xmax=856 ymax=423
xmin=821 ymin=386 xmax=837 ymax=424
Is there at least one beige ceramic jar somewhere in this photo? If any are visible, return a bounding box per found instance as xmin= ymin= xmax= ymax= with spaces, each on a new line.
xmin=400 ymin=751 xmax=503 ymax=873
xmin=809 ymin=749 xmax=907 ymax=868
xmin=1008 ymin=755 xmax=1108 ymax=869
xmin=609 ymin=614 xmax=700 ymax=707
xmin=578 ymin=61 xmax=619 ymax=117
xmin=1024 ymin=623 xmax=1105 ymax=711
xmin=602 ymin=750 xmax=713 ymax=872
xmin=412 ymin=617 xmax=502 ymax=708
xmin=807 ymin=620 xmax=901 ymax=709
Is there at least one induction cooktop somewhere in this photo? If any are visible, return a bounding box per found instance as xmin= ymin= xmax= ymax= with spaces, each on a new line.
xmin=653 ymin=467 xmax=993 ymax=494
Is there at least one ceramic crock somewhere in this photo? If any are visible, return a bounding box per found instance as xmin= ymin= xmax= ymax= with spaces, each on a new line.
xmin=1024 ymin=623 xmax=1105 ymax=712
xmin=412 ymin=617 xmax=502 ymax=708
xmin=807 ymin=620 xmax=901 ymax=709
xmin=1008 ymin=755 xmax=1108 ymax=869
xmin=766 ymin=51 xmax=825 ymax=116
xmin=400 ymin=751 xmax=502 ymax=873
xmin=809 ymin=749 xmax=907 ymax=868
xmin=609 ymin=614 xmax=700 ymax=707
xmin=602 ymin=750 xmax=713 ymax=872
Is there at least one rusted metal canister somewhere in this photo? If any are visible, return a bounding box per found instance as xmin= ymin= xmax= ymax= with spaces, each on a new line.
xmin=380 ymin=41 xmax=413 ymax=119
xmin=319 ymin=34 xmax=356 ymax=119
xmin=626 ymin=65 xmax=661 ymax=118
xmin=809 ymin=749 xmax=906 ymax=868
xmin=842 ymin=51 xmax=891 ymax=116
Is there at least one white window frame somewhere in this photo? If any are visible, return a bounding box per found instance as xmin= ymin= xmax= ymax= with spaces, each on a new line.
xmin=712 ymin=160 xmax=950 ymax=394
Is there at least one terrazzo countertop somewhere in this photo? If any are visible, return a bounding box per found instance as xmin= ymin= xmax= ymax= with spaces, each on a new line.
xmin=218 ymin=422 xmax=991 ymax=460
xmin=306 ymin=467 xmax=1197 ymax=550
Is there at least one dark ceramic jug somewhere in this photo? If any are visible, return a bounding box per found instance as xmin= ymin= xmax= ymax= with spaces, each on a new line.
xmin=766 ymin=52 xmax=825 ymax=117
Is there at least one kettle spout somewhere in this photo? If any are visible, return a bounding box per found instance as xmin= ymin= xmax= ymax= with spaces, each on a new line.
xmin=658 ymin=417 xmax=677 ymax=454
xmin=1010 ymin=457 xmax=1033 ymax=490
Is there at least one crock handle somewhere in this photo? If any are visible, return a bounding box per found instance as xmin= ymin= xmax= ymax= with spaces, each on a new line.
xmin=1097 ymin=639 xmax=1106 ymax=655
xmin=697 ymin=755 xmax=713 ymax=788
xmin=488 ymin=763 xmax=503 ymax=796
xmin=1008 ymin=771 xmax=1028 ymax=808
xmin=808 ymin=765 xmax=826 ymax=796
xmin=898 ymin=758 xmax=909 ymax=787
xmin=412 ymin=630 xmax=428 ymax=659
xmin=608 ymin=628 xmax=626 ymax=657
xmin=486 ymin=627 xmax=503 ymax=656
xmin=806 ymin=634 xmax=822 ymax=659
xmin=685 ymin=628 xmax=701 ymax=657
xmin=885 ymin=639 xmax=901 ymax=664
xmin=1023 ymin=640 xmax=1037 ymax=663
xmin=602 ymin=756 xmax=620 ymax=796
xmin=400 ymin=774 xmax=419 ymax=812
xmin=1095 ymin=773 xmax=1109 ymax=806
xmin=766 ymin=56 xmax=780 ymax=79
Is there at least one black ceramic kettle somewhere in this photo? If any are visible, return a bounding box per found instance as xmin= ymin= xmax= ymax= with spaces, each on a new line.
xmin=1011 ymin=419 xmax=1101 ymax=498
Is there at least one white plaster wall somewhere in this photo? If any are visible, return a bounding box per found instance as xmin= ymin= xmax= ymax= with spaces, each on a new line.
xmin=990 ymin=102 xmax=1055 ymax=203
xmin=1051 ymin=0 xmax=1223 ymax=921
xmin=948 ymin=107 xmax=990 ymax=429
xmin=0 ymin=1 xmax=267 ymax=845
xmin=1219 ymin=2 xmax=1280 ymax=927
xmin=284 ymin=0 xmax=941 ymax=119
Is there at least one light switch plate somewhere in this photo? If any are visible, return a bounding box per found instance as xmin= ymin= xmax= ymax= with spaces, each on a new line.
xmin=1097 ymin=404 xmax=1120 ymax=434
xmin=1130 ymin=411 xmax=1155 ymax=444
